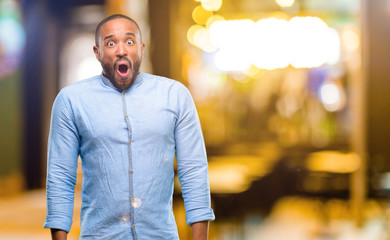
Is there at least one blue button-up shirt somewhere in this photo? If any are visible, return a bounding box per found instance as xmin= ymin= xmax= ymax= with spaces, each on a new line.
xmin=44 ymin=73 xmax=215 ymax=239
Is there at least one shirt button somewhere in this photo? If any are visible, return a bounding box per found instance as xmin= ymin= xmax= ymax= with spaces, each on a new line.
xmin=125 ymin=115 xmax=129 ymax=119
xmin=122 ymin=92 xmax=126 ymax=96
xmin=131 ymin=197 xmax=135 ymax=202
xmin=130 ymin=169 xmax=134 ymax=174
xmin=132 ymin=224 xmax=135 ymax=228
xmin=129 ymin=141 xmax=132 ymax=145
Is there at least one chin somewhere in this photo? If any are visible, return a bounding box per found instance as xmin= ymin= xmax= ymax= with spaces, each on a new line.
xmin=115 ymin=79 xmax=133 ymax=90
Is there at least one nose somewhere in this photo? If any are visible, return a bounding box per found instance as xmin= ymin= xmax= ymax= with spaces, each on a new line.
xmin=116 ymin=42 xmax=127 ymax=57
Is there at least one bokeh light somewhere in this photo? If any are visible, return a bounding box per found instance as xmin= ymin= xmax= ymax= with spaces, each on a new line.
xmin=252 ymin=18 xmax=290 ymax=70
xmin=0 ymin=0 xmax=25 ymax=78
xmin=275 ymin=0 xmax=295 ymax=8
xmin=342 ymin=28 xmax=360 ymax=52
xmin=306 ymin=151 xmax=361 ymax=173
xmin=319 ymin=81 xmax=346 ymax=112
xmin=192 ymin=5 xmax=213 ymax=25
xmin=0 ymin=18 xmax=25 ymax=56
xmin=201 ymin=0 xmax=223 ymax=12
xmin=209 ymin=19 xmax=255 ymax=71
xmin=205 ymin=14 xmax=224 ymax=28
xmin=187 ymin=24 xmax=205 ymax=46
xmin=201 ymin=16 xmax=340 ymax=72
xmin=289 ymin=16 xmax=340 ymax=68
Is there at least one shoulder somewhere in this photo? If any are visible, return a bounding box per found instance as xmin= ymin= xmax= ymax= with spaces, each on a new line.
xmin=60 ymin=75 xmax=101 ymax=95
xmin=140 ymin=72 xmax=190 ymax=94
xmin=54 ymin=75 xmax=101 ymax=106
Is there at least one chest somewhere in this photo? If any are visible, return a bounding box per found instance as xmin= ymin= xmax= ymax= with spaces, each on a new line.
xmin=73 ymin=93 xmax=177 ymax=144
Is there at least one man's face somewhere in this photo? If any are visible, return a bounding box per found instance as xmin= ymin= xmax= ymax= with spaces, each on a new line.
xmin=94 ymin=18 xmax=145 ymax=90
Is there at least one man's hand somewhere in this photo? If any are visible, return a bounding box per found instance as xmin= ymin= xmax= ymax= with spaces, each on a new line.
xmin=51 ymin=229 xmax=67 ymax=240
xmin=191 ymin=221 xmax=209 ymax=240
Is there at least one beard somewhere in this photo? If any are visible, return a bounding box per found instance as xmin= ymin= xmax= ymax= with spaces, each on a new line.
xmin=101 ymin=56 xmax=142 ymax=91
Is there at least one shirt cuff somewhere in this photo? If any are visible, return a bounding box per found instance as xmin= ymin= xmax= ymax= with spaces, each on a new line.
xmin=186 ymin=207 xmax=215 ymax=226
xmin=43 ymin=215 xmax=72 ymax=233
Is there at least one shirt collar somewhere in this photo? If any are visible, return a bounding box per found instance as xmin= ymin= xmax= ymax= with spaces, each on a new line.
xmin=100 ymin=73 xmax=144 ymax=92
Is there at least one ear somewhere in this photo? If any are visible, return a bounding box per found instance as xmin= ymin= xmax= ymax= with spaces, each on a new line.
xmin=141 ymin=42 xmax=145 ymax=57
xmin=93 ymin=45 xmax=100 ymax=61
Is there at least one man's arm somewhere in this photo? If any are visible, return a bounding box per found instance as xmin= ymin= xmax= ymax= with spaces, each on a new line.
xmin=44 ymin=90 xmax=80 ymax=233
xmin=192 ymin=221 xmax=209 ymax=240
xmin=51 ymin=229 xmax=67 ymax=240
xmin=174 ymin=84 xmax=215 ymax=228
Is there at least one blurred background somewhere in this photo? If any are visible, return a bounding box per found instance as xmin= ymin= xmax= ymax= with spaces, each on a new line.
xmin=1 ymin=0 xmax=390 ymax=239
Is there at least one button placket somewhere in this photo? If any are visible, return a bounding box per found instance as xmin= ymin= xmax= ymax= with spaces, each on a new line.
xmin=122 ymin=90 xmax=138 ymax=239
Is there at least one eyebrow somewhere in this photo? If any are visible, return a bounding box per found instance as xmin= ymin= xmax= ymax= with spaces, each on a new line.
xmin=103 ymin=32 xmax=136 ymax=41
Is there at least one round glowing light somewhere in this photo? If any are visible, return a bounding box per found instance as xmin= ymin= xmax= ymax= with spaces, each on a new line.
xmin=0 ymin=18 xmax=26 ymax=56
xmin=214 ymin=50 xmax=252 ymax=72
xmin=326 ymin=28 xmax=340 ymax=65
xmin=193 ymin=27 xmax=208 ymax=49
xmin=205 ymin=14 xmax=225 ymax=29
xmin=342 ymin=29 xmax=359 ymax=52
xmin=209 ymin=19 xmax=255 ymax=48
xmin=319 ymin=81 xmax=344 ymax=112
xmin=192 ymin=5 xmax=213 ymax=25
xmin=201 ymin=0 xmax=223 ymax=11
xmin=193 ymin=27 xmax=217 ymax=52
xmin=275 ymin=0 xmax=295 ymax=8
xmin=289 ymin=16 xmax=339 ymax=68
xmin=192 ymin=16 xmax=341 ymax=71
xmin=320 ymin=83 xmax=340 ymax=104
xmin=252 ymin=18 xmax=289 ymax=70
xmin=187 ymin=24 xmax=205 ymax=46
xmin=209 ymin=19 xmax=255 ymax=71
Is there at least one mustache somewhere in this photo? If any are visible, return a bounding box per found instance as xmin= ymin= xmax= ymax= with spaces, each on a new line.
xmin=114 ymin=57 xmax=132 ymax=68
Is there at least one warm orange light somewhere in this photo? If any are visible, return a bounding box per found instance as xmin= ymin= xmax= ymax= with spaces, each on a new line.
xmin=191 ymin=16 xmax=341 ymax=71
xmin=205 ymin=14 xmax=225 ymax=28
xmin=192 ymin=5 xmax=213 ymax=25
xmin=208 ymin=155 xmax=271 ymax=193
xmin=201 ymin=0 xmax=223 ymax=11
xmin=275 ymin=0 xmax=295 ymax=8
xmin=342 ymin=29 xmax=360 ymax=52
xmin=306 ymin=151 xmax=361 ymax=173
xmin=187 ymin=24 xmax=204 ymax=46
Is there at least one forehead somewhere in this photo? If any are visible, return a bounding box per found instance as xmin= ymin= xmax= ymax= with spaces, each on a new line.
xmin=100 ymin=18 xmax=139 ymax=38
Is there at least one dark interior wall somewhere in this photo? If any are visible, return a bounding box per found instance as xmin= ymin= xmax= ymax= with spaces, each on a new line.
xmin=22 ymin=0 xmax=55 ymax=189
xmin=365 ymin=0 xmax=390 ymax=179
xmin=148 ymin=0 xmax=171 ymax=77
xmin=21 ymin=0 xmax=105 ymax=189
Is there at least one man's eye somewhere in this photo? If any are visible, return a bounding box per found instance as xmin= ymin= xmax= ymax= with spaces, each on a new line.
xmin=107 ymin=41 xmax=115 ymax=46
xmin=127 ymin=40 xmax=134 ymax=45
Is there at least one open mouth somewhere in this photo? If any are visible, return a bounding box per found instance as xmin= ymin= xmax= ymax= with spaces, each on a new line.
xmin=119 ymin=64 xmax=128 ymax=73
xmin=116 ymin=61 xmax=130 ymax=78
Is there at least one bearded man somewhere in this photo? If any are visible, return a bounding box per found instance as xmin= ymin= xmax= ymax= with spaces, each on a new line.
xmin=44 ymin=14 xmax=215 ymax=240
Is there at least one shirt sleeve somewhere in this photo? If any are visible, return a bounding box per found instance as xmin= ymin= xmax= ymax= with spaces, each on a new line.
xmin=174 ymin=84 xmax=215 ymax=226
xmin=43 ymin=90 xmax=80 ymax=232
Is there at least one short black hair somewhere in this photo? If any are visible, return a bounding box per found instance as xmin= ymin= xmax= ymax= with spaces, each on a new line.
xmin=95 ymin=14 xmax=141 ymax=46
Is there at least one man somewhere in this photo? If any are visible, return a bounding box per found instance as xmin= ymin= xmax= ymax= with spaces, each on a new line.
xmin=44 ymin=14 xmax=215 ymax=240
